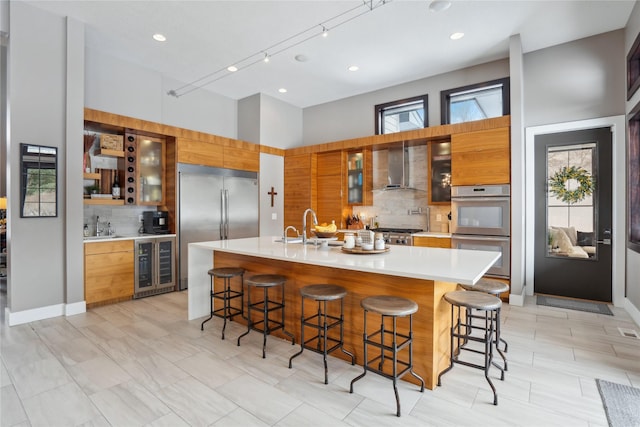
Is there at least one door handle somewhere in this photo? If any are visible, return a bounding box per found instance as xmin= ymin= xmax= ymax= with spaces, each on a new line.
xmin=597 ymin=228 xmax=611 ymax=245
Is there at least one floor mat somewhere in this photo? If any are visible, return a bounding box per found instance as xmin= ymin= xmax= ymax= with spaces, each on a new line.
xmin=596 ymin=379 xmax=640 ymax=427
xmin=536 ymin=295 xmax=613 ymax=315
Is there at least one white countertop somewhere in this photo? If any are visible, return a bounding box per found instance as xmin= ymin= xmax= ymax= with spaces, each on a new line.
xmin=190 ymin=236 xmax=498 ymax=285
xmin=83 ymin=233 xmax=176 ymax=243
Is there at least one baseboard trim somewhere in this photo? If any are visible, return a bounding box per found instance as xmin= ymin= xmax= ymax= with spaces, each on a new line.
xmin=6 ymin=301 xmax=87 ymax=326
xmin=624 ymin=298 xmax=640 ymax=328
xmin=509 ymin=290 xmax=525 ymax=306
xmin=6 ymin=303 xmax=65 ymax=326
xmin=65 ymin=301 xmax=86 ymax=316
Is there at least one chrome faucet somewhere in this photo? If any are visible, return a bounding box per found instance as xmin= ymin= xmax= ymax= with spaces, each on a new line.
xmin=283 ymin=225 xmax=299 ymax=243
xmin=301 ymin=208 xmax=318 ymax=244
xmin=95 ymin=215 xmax=103 ymax=236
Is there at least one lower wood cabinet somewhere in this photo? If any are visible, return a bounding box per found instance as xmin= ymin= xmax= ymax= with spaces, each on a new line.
xmin=413 ymin=236 xmax=452 ymax=248
xmin=84 ymin=240 xmax=134 ymax=307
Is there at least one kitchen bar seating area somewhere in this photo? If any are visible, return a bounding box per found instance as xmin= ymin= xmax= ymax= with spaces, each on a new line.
xmin=2 ymin=289 xmax=638 ymax=426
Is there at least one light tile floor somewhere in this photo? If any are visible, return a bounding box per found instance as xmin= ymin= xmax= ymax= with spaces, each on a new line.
xmin=1 ymin=291 xmax=639 ymax=426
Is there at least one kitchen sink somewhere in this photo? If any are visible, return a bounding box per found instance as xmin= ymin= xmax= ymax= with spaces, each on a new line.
xmin=83 ymin=235 xmax=122 ymax=241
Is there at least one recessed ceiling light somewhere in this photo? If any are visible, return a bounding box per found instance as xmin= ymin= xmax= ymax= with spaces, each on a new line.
xmin=152 ymin=33 xmax=166 ymax=42
xmin=227 ymin=65 xmax=238 ymax=72
xmin=348 ymin=65 xmax=359 ymax=72
xmin=429 ymin=1 xmax=451 ymax=12
xmin=295 ymin=54 xmax=308 ymax=62
xmin=263 ymin=53 xmax=270 ymax=63
xmin=278 ymin=88 xmax=287 ymax=93
xmin=450 ymin=32 xmax=465 ymax=40
xmin=322 ymin=27 xmax=329 ymax=38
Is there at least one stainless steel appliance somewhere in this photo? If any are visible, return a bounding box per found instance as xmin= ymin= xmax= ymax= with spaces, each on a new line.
xmin=371 ymin=228 xmax=422 ymax=246
xmin=143 ymin=210 xmax=169 ymax=234
xmin=451 ymin=184 xmax=510 ymax=278
xmin=178 ymin=164 xmax=259 ymax=290
xmin=134 ymin=236 xmax=175 ymax=298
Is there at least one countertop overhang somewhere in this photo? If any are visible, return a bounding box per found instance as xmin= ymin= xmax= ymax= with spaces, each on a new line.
xmin=83 ymin=233 xmax=176 ymax=243
xmin=190 ymin=236 xmax=499 ymax=286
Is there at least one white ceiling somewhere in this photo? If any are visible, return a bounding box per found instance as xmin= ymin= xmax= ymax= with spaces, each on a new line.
xmin=24 ymin=0 xmax=636 ymax=108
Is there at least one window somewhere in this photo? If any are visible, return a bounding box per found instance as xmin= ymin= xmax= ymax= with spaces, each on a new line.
xmin=441 ymin=78 xmax=510 ymax=125
xmin=375 ymin=95 xmax=428 ymax=135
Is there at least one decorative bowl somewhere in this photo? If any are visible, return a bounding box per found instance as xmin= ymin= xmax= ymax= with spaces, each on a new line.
xmin=312 ymin=230 xmax=337 ymax=239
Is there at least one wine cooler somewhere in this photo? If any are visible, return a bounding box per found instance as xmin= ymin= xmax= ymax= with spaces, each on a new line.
xmin=134 ymin=236 xmax=175 ymax=298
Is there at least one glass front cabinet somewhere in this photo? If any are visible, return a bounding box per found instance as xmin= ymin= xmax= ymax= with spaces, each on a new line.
xmin=136 ymin=135 xmax=166 ymax=206
xmin=347 ymin=151 xmax=364 ymax=204
xmin=429 ymin=140 xmax=452 ymax=204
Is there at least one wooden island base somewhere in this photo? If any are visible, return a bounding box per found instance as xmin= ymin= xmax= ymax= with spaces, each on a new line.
xmin=213 ymin=251 xmax=458 ymax=390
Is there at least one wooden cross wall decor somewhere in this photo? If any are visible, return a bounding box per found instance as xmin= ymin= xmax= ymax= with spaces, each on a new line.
xmin=268 ymin=186 xmax=278 ymax=207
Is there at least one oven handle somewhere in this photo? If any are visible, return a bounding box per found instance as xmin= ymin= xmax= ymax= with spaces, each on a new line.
xmin=451 ymin=196 xmax=511 ymax=203
xmin=452 ymin=234 xmax=510 ymax=242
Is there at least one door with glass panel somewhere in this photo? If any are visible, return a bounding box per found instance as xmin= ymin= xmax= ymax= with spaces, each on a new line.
xmin=534 ymin=128 xmax=612 ymax=302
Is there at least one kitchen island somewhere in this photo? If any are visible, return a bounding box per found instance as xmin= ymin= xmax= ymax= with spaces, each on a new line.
xmin=188 ymin=236 xmax=500 ymax=389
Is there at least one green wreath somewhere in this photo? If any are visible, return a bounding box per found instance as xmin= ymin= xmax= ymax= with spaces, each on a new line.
xmin=548 ymin=166 xmax=594 ymax=204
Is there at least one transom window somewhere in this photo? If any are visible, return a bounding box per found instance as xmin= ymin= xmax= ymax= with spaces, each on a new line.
xmin=375 ymin=95 xmax=428 ymax=135
xmin=441 ymin=78 xmax=510 ymax=124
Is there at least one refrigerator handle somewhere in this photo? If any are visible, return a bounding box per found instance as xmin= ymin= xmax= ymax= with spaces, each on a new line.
xmin=224 ymin=189 xmax=230 ymax=239
xmin=220 ymin=189 xmax=225 ymax=240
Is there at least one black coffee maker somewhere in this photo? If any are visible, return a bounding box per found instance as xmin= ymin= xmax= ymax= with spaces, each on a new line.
xmin=143 ymin=211 xmax=169 ymax=234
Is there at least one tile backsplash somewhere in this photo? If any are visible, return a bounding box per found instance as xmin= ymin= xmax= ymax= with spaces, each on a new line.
xmin=353 ymin=144 xmax=451 ymax=232
xmin=83 ymin=205 xmax=157 ymax=236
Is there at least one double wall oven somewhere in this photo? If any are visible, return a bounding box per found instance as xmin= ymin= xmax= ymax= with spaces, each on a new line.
xmin=451 ymin=184 xmax=510 ymax=278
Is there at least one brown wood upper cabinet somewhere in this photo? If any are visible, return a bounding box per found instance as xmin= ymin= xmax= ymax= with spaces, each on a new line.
xmin=317 ymin=151 xmax=344 ymax=227
xmin=284 ymin=153 xmax=316 ymax=233
xmin=176 ymin=137 xmax=259 ymax=172
xmin=451 ymin=127 xmax=510 ymax=186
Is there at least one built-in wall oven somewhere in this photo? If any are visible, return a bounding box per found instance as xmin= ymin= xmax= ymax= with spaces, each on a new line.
xmin=451 ymin=185 xmax=510 ymax=278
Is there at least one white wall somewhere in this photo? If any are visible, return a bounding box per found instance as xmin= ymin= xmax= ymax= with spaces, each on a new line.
xmin=625 ymin=3 xmax=640 ymax=323
xmin=523 ymin=30 xmax=625 ymax=128
xmin=302 ymin=59 xmax=509 ymax=146
xmin=7 ymin=2 xmax=84 ymax=320
xmin=85 ymin=48 xmax=238 ymax=140
xmin=238 ymin=93 xmax=301 ymax=236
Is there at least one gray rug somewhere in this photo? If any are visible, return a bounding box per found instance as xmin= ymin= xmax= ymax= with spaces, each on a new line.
xmin=536 ymin=295 xmax=613 ymax=315
xmin=596 ymin=379 xmax=640 ymax=427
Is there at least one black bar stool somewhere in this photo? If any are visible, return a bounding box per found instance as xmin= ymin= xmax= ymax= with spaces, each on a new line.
xmin=288 ymin=284 xmax=355 ymax=384
xmin=459 ymin=278 xmax=510 ymax=371
xmin=200 ymin=267 xmax=245 ymax=340
xmin=237 ymin=274 xmax=295 ymax=358
xmin=437 ymin=290 xmax=504 ymax=405
xmin=350 ymin=295 xmax=424 ymax=417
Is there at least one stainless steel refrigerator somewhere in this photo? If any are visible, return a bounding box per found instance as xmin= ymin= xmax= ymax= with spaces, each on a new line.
xmin=178 ymin=163 xmax=259 ymax=290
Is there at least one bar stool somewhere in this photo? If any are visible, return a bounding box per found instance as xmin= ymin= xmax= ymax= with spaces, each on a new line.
xmin=237 ymin=274 xmax=295 ymax=358
xmin=350 ymin=295 xmax=424 ymax=417
xmin=437 ymin=290 xmax=504 ymax=405
xmin=200 ymin=267 xmax=245 ymax=340
xmin=288 ymin=284 xmax=355 ymax=384
xmin=459 ymin=278 xmax=509 ymax=371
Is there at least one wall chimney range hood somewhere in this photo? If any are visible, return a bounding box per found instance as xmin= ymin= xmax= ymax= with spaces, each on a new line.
xmin=384 ymin=143 xmax=411 ymax=190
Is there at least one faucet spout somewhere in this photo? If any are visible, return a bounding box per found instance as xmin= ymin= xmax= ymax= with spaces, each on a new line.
xmin=301 ymin=208 xmax=318 ymax=244
xmin=283 ymin=226 xmax=299 ymax=243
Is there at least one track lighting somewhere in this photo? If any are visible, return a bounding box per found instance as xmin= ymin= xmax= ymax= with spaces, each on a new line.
xmin=167 ymin=0 xmax=390 ymax=98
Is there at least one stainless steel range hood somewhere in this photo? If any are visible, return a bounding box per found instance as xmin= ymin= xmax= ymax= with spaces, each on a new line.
xmin=385 ymin=144 xmax=411 ymax=190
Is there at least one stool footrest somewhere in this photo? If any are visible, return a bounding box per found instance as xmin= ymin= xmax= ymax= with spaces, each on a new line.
xmin=365 ymin=328 xmax=412 ymax=352
xmin=212 ymin=306 xmax=243 ymax=320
